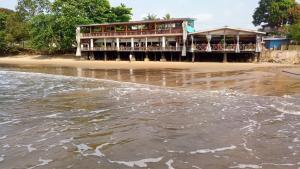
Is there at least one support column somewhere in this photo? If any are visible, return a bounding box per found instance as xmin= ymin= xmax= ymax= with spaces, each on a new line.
xmin=131 ymin=37 xmax=134 ymax=50
xmin=89 ymin=52 xmax=95 ymax=60
xmin=256 ymin=35 xmax=262 ymax=53
xmin=162 ymin=36 xmax=166 ymax=50
xmin=206 ymin=34 xmax=212 ymax=52
xmin=90 ymin=39 xmax=94 ymax=50
xmin=236 ymin=33 xmax=240 ymax=53
xmin=104 ymin=52 xmax=107 ymax=61
xmin=76 ymin=27 xmax=81 ymax=57
xmin=116 ymin=37 xmax=120 ymax=51
xmin=192 ymin=52 xmax=195 ymax=63
xmin=144 ymin=52 xmax=149 ymax=61
xmin=160 ymin=52 xmax=166 ymax=62
xmin=104 ymin=38 xmax=107 ymax=50
xmin=223 ymin=53 xmax=227 ymax=63
xmin=223 ymin=30 xmax=226 ymax=51
xmin=191 ymin=35 xmax=195 ymax=52
xmin=176 ymin=41 xmax=179 ymax=51
xmin=129 ymin=52 xmax=136 ymax=62
xmin=145 ymin=37 xmax=148 ymax=50
xmin=116 ymin=52 xmax=120 ymax=61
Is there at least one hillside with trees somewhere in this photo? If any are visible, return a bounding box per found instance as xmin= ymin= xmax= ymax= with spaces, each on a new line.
xmin=0 ymin=0 xmax=132 ymax=55
xmin=253 ymin=0 xmax=300 ymax=43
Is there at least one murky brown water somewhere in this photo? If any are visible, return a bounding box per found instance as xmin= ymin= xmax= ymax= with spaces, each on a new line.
xmin=0 ymin=64 xmax=299 ymax=169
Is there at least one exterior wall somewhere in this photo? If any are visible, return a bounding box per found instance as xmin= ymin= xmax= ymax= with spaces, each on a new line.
xmin=260 ymin=50 xmax=300 ymax=64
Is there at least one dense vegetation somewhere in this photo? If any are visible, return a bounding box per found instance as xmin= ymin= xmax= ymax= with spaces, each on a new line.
xmin=253 ymin=0 xmax=300 ymax=43
xmin=0 ymin=0 xmax=132 ymax=55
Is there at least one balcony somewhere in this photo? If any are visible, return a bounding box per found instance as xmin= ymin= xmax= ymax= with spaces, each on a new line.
xmin=81 ymin=29 xmax=183 ymax=38
xmin=81 ymin=46 xmax=182 ymax=52
xmin=195 ymin=43 xmax=256 ymax=52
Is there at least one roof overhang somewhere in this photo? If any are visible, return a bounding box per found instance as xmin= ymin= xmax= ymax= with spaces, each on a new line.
xmin=189 ymin=26 xmax=266 ymax=36
xmin=78 ymin=18 xmax=195 ymax=27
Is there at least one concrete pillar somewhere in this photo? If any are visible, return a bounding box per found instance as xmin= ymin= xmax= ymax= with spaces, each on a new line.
xmin=160 ymin=52 xmax=166 ymax=62
xmin=144 ymin=52 xmax=149 ymax=61
xmin=176 ymin=41 xmax=179 ymax=51
xmin=104 ymin=52 xmax=107 ymax=61
xmin=192 ymin=52 xmax=196 ymax=63
xmin=116 ymin=52 xmax=120 ymax=61
xmin=129 ymin=52 xmax=136 ymax=62
xmin=104 ymin=38 xmax=107 ymax=50
xmin=76 ymin=27 xmax=81 ymax=57
xmin=223 ymin=53 xmax=227 ymax=63
xmin=116 ymin=37 xmax=120 ymax=51
xmin=162 ymin=36 xmax=166 ymax=50
xmin=145 ymin=37 xmax=148 ymax=50
xmin=90 ymin=39 xmax=94 ymax=50
xmin=236 ymin=33 xmax=240 ymax=53
xmin=131 ymin=38 xmax=134 ymax=50
xmin=191 ymin=35 xmax=195 ymax=52
xmin=256 ymin=35 xmax=262 ymax=53
xmin=89 ymin=52 xmax=95 ymax=60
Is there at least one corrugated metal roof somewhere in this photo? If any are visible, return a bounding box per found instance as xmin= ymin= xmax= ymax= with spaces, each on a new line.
xmin=78 ymin=18 xmax=195 ymax=27
xmin=190 ymin=26 xmax=265 ymax=35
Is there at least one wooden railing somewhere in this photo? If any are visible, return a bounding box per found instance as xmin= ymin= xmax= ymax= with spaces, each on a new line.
xmin=195 ymin=43 xmax=256 ymax=51
xmin=81 ymin=46 xmax=182 ymax=51
xmin=81 ymin=29 xmax=183 ymax=38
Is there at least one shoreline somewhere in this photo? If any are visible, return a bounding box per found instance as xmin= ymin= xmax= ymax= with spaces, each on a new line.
xmin=0 ymin=55 xmax=298 ymax=73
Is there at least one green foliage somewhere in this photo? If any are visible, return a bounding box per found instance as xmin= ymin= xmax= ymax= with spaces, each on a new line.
xmin=253 ymin=0 xmax=299 ymax=27
xmin=143 ymin=13 xmax=158 ymax=20
xmin=5 ymin=13 xmax=29 ymax=44
xmin=16 ymin=0 xmax=50 ymax=20
xmin=163 ymin=13 xmax=171 ymax=20
xmin=1 ymin=0 xmax=132 ymax=54
xmin=287 ymin=23 xmax=300 ymax=43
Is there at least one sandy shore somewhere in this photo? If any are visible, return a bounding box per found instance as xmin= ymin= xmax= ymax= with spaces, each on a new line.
xmin=0 ymin=55 xmax=297 ymax=73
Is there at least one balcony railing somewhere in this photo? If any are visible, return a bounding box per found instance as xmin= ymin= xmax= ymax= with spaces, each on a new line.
xmin=81 ymin=29 xmax=183 ymax=38
xmin=81 ymin=46 xmax=182 ymax=52
xmin=195 ymin=43 xmax=256 ymax=52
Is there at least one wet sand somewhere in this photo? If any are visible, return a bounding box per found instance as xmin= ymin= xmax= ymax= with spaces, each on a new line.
xmin=0 ymin=55 xmax=296 ymax=73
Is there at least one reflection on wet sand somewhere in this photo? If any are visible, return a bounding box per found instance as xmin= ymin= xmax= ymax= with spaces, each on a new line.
xmin=1 ymin=64 xmax=298 ymax=96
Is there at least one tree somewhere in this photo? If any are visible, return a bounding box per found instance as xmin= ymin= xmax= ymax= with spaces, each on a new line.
xmin=253 ymin=0 xmax=299 ymax=27
xmin=143 ymin=13 xmax=158 ymax=20
xmin=5 ymin=13 xmax=29 ymax=46
xmin=109 ymin=3 xmax=132 ymax=22
xmin=163 ymin=13 xmax=171 ymax=20
xmin=16 ymin=0 xmax=50 ymax=20
xmin=287 ymin=23 xmax=300 ymax=43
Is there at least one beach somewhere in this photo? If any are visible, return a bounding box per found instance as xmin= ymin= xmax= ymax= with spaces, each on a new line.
xmin=0 ymin=55 xmax=296 ymax=73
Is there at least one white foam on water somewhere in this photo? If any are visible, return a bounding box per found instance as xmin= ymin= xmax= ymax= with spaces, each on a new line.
xmin=59 ymin=138 xmax=74 ymax=145
xmin=0 ymin=135 xmax=7 ymax=140
xmin=190 ymin=145 xmax=236 ymax=154
xmin=3 ymin=144 xmax=10 ymax=148
xmin=27 ymin=158 xmax=53 ymax=169
xmin=167 ymin=150 xmax=185 ymax=154
xmin=0 ymin=119 xmax=20 ymax=125
xmin=75 ymin=143 xmax=92 ymax=157
xmin=44 ymin=113 xmax=62 ymax=118
xmin=192 ymin=165 xmax=202 ymax=169
xmin=166 ymin=159 xmax=175 ymax=169
xmin=229 ymin=164 xmax=262 ymax=169
xmin=0 ymin=155 xmax=4 ymax=162
xmin=261 ymin=163 xmax=295 ymax=166
xmin=108 ymin=157 xmax=163 ymax=168
xmin=293 ymin=138 xmax=300 ymax=143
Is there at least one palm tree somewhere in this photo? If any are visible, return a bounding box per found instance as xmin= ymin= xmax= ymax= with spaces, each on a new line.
xmin=163 ymin=13 xmax=171 ymax=20
xmin=143 ymin=13 xmax=158 ymax=20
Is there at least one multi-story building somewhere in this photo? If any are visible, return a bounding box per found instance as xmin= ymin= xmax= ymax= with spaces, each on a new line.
xmin=76 ymin=18 xmax=195 ymax=61
xmin=76 ymin=18 xmax=265 ymax=62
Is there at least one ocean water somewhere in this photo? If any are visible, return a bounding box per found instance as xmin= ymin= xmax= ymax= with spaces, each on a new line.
xmin=0 ymin=67 xmax=300 ymax=169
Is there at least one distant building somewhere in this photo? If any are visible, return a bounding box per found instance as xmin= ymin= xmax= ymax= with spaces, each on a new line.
xmin=263 ymin=37 xmax=290 ymax=50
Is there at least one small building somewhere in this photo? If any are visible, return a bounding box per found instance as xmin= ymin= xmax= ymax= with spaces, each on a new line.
xmin=263 ymin=37 xmax=290 ymax=50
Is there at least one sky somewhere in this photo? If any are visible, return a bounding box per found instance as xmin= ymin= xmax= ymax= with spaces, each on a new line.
xmin=1 ymin=0 xmax=300 ymax=30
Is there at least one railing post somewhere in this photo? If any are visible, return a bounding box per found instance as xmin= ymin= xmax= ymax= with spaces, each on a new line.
xmin=131 ymin=37 xmax=134 ymax=51
xmin=236 ymin=33 xmax=240 ymax=53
